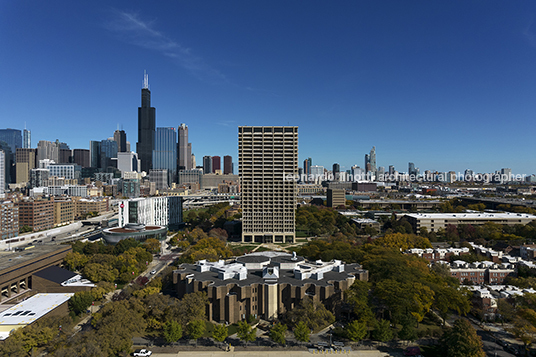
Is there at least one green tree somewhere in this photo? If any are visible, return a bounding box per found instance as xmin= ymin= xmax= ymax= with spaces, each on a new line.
xmin=285 ymin=297 xmax=335 ymax=331
xmin=398 ymin=317 xmax=417 ymax=342
xmin=212 ymin=324 xmax=228 ymax=346
xmin=69 ymin=291 xmax=94 ymax=315
xmin=345 ymin=320 xmax=367 ymax=342
xmin=269 ymin=322 xmax=287 ymax=346
xmin=372 ymin=319 xmax=393 ymax=343
xmin=163 ymin=320 xmax=182 ymax=343
xmin=236 ymin=321 xmax=256 ymax=347
xmin=64 ymin=252 xmax=88 ymax=271
xmin=178 ymin=292 xmax=209 ymax=326
xmin=440 ymin=319 xmax=485 ymax=357
xmin=143 ymin=238 xmax=161 ymax=254
xmin=293 ymin=321 xmax=310 ymax=343
xmin=187 ymin=320 xmax=206 ymax=346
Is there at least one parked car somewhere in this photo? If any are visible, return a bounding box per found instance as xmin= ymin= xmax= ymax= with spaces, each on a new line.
xmin=133 ymin=349 xmax=152 ymax=357
xmin=404 ymin=346 xmax=422 ymax=356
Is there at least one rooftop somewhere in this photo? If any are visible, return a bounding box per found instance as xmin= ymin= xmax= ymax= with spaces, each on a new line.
xmin=0 ymin=293 xmax=73 ymax=339
xmin=0 ymin=245 xmax=71 ymax=273
xmin=404 ymin=212 xmax=536 ymax=219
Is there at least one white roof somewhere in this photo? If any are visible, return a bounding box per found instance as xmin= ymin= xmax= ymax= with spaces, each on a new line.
xmin=0 ymin=293 xmax=73 ymax=338
xmin=405 ymin=212 xmax=536 ymax=220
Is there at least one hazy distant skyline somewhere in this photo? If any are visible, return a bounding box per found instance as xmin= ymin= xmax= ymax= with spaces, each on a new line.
xmin=2 ymin=1 xmax=536 ymax=175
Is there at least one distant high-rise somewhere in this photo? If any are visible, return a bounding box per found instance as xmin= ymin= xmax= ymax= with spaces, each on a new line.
xmin=37 ymin=140 xmax=59 ymax=163
xmin=365 ymin=146 xmax=376 ymax=177
xmin=304 ymin=157 xmax=312 ymax=176
xmin=90 ymin=141 xmax=101 ymax=168
xmin=191 ymin=153 xmax=196 ymax=169
xmin=0 ymin=129 xmax=22 ymax=154
xmin=332 ymin=163 xmax=340 ymax=180
xmin=223 ymin=155 xmax=232 ymax=174
xmin=408 ymin=162 xmax=416 ymax=176
xmin=114 ymin=129 xmax=127 ymax=152
xmin=137 ymin=71 xmax=156 ymax=173
xmin=153 ymin=127 xmax=177 ymax=184
xmin=100 ymin=139 xmax=118 ymax=169
xmin=59 ymin=149 xmax=72 ymax=164
xmin=23 ymin=129 xmax=31 ymax=149
xmin=239 ymin=126 xmax=298 ymax=243
xmin=0 ymin=150 xmax=4 ymax=197
xmin=16 ymin=148 xmax=36 ymax=183
xmin=212 ymin=156 xmax=221 ymax=173
xmin=177 ymin=124 xmax=190 ymax=170
xmin=73 ymin=149 xmax=90 ymax=168
xmin=203 ymin=156 xmax=212 ymax=174
xmin=0 ymin=142 xmax=13 ymax=185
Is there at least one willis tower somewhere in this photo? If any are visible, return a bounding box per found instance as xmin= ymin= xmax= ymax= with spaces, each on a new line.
xmin=137 ymin=71 xmax=156 ymax=173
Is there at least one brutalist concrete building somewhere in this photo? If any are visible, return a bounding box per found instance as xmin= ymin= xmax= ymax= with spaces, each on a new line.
xmin=173 ymin=251 xmax=368 ymax=324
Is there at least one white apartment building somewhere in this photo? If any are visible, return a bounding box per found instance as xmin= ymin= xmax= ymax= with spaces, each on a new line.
xmin=118 ymin=196 xmax=182 ymax=229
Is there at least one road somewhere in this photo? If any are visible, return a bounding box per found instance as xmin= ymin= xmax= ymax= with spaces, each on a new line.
xmin=466 ymin=320 xmax=520 ymax=357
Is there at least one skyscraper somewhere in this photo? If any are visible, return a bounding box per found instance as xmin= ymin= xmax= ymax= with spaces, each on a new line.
xmin=0 ymin=150 xmax=4 ymax=197
xmin=177 ymin=123 xmax=190 ymax=170
xmin=303 ymin=157 xmax=312 ymax=175
xmin=100 ymin=139 xmax=118 ymax=169
xmin=153 ymin=127 xmax=177 ymax=184
xmin=203 ymin=156 xmax=212 ymax=174
xmin=239 ymin=126 xmax=298 ymax=243
xmin=114 ymin=129 xmax=127 ymax=152
xmin=23 ymin=129 xmax=31 ymax=149
xmin=212 ymin=156 xmax=221 ymax=173
xmin=90 ymin=141 xmax=101 ymax=168
xmin=223 ymin=155 xmax=232 ymax=175
xmin=37 ymin=140 xmax=59 ymax=163
xmin=0 ymin=129 xmax=22 ymax=154
xmin=73 ymin=149 xmax=90 ymax=168
xmin=137 ymin=71 xmax=156 ymax=173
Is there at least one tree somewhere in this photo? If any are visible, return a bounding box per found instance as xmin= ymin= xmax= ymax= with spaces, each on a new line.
xmin=163 ymin=320 xmax=182 ymax=343
xmin=143 ymin=238 xmax=161 ymax=254
xmin=64 ymin=252 xmax=88 ymax=271
xmin=440 ymin=319 xmax=485 ymax=357
xmin=212 ymin=324 xmax=228 ymax=346
xmin=345 ymin=320 xmax=367 ymax=342
xmin=269 ymin=323 xmax=287 ymax=346
xmin=372 ymin=319 xmax=393 ymax=343
xmin=398 ymin=316 xmax=418 ymax=342
xmin=294 ymin=321 xmax=310 ymax=343
xmin=187 ymin=320 xmax=206 ymax=346
xmin=236 ymin=321 xmax=256 ymax=347
xmin=178 ymin=292 xmax=209 ymax=326
xmin=69 ymin=291 xmax=94 ymax=315
xmin=285 ymin=297 xmax=335 ymax=331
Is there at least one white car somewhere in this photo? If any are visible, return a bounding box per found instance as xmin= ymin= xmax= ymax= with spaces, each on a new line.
xmin=133 ymin=349 xmax=152 ymax=357
xmin=150 ymin=270 xmax=157 ymax=275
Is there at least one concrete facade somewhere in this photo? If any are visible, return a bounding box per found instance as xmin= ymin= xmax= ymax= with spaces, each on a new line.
xmin=173 ymin=252 xmax=368 ymax=324
xmin=239 ymin=126 xmax=298 ymax=243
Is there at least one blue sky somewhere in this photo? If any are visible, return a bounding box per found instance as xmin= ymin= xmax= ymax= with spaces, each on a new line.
xmin=1 ymin=1 xmax=536 ymax=175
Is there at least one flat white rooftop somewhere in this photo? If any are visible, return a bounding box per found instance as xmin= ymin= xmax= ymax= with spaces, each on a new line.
xmin=404 ymin=212 xmax=536 ymax=220
xmin=0 ymin=293 xmax=73 ymax=337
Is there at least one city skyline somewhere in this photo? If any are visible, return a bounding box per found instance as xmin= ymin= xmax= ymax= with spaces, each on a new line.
xmin=2 ymin=2 xmax=536 ymax=174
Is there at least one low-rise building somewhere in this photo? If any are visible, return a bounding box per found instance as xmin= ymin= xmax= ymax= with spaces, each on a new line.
xmin=17 ymin=197 xmax=54 ymax=232
xmin=53 ymin=198 xmax=74 ymax=226
xmin=405 ymin=247 xmax=470 ymax=262
xmin=404 ymin=212 xmax=536 ymax=233
xmin=173 ymin=251 xmax=368 ymax=324
xmin=448 ymin=260 xmax=515 ymax=285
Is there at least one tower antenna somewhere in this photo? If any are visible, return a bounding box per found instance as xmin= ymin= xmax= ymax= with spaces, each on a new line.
xmin=143 ymin=70 xmax=149 ymax=89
